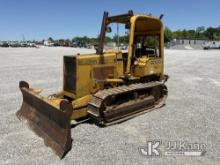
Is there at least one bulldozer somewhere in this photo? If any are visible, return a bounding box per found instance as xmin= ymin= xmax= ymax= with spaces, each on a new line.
xmin=16 ymin=11 xmax=168 ymax=158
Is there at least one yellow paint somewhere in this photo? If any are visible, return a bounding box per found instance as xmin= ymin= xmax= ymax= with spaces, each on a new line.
xmin=25 ymin=13 xmax=165 ymax=120
xmin=127 ymin=15 xmax=164 ymax=77
xmin=72 ymin=95 xmax=92 ymax=109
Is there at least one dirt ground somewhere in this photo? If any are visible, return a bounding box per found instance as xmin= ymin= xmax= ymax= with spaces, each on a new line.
xmin=0 ymin=47 xmax=219 ymax=165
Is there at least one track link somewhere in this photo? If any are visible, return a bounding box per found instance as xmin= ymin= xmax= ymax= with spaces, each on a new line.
xmin=88 ymin=81 xmax=167 ymax=125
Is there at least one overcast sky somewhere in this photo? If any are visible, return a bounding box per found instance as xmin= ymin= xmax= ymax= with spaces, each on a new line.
xmin=0 ymin=0 xmax=219 ymax=40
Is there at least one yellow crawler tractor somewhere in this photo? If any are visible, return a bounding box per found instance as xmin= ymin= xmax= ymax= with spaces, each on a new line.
xmin=17 ymin=11 xmax=168 ymax=158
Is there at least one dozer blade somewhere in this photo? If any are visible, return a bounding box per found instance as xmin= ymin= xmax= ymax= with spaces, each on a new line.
xmin=16 ymin=81 xmax=73 ymax=158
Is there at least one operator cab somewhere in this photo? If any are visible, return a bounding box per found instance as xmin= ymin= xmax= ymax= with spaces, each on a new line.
xmin=129 ymin=16 xmax=164 ymax=79
xmin=134 ymin=35 xmax=160 ymax=59
xmin=96 ymin=11 xmax=164 ymax=79
xmin=131 ymin=16 xmax=163 ymax=59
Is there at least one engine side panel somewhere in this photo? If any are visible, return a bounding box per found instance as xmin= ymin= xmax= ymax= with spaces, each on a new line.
xmin=69 ymin=52 xmax=124 ymax=98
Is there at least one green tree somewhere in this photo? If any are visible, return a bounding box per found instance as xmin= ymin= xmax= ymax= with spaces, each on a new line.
xmin=182 ymin=29 xmax=188 ymax=38
xmin=195 ymin=26 xmax=205 ymax=38
xmin=216 ymin=26 xmax=220 ymax=40
xmin=120 ymin=35 xmax=129 ymax=44
xmin=205 ymin=27 xmax=216 ymax=40
xmin=104 ymin=36 xmax=112 ymax=43
xmin=164 ymin=27 xmax=173 ymax=43
xmin=173 ymin=30 xmax=182 ymax=39
xmin=188 ymin=29 xmax=196 ymax=39
xmin=48 ymin=37 xmax=54 ymax=42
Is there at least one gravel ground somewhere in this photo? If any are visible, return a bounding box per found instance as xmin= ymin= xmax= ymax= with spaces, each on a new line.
xmin=0 ymin=47 xmax=219 ymax=165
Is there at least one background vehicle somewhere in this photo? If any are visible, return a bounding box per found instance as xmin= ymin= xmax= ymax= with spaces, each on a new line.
xmin=203 ymin=41 xmax=220 ymax=49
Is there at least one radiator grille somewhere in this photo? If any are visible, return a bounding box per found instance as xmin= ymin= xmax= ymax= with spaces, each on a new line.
xmin=63 ymin=56 xmax=76 ymax=93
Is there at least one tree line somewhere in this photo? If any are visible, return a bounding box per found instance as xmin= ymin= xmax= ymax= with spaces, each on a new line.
xmin=47 ymin=34 xmax=128 ymax=47
xmin=47 ymin=26 xmax=220 ymax=46
xmin=165 ymin=26 xmax=220 ymax=43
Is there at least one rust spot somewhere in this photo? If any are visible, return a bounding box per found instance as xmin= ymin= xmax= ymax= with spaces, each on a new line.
xmin=16 ymin=81 xmax=73 ymax=159
xmin=93 ymin=66 xmax=115 ymax=80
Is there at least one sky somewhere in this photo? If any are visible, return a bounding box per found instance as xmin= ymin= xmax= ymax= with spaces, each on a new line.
xmin=0 ymin=0 xmax=219 ymax=41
